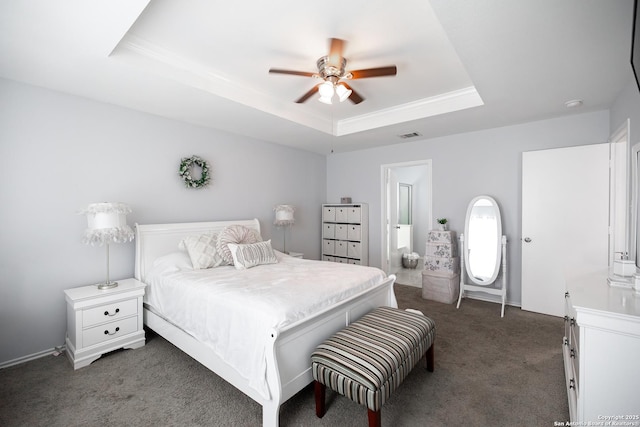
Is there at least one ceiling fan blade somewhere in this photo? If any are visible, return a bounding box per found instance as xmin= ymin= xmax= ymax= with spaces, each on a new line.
xmin=328 ymin=38 xmax=346 ymax=67
xmin=295 ymin=84 xmax=320 ymax=103
xmin=349 ymin=65 xmax=397 ymax=79
xmin=269 ymin=68 xmax=316 ymax=77
xmin=341 ymin=83 xmax=364 ymax=104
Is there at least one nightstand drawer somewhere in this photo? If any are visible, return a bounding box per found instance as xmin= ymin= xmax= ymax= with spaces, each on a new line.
xmin=82 ymin=316 xmax=139 ymax=348
xmin=83 ymin=298 xmax=138 ymax=327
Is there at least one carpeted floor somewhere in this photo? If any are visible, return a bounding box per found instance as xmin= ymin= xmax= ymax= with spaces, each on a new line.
xmin=0 ymin=284 xmax=569 ymax=426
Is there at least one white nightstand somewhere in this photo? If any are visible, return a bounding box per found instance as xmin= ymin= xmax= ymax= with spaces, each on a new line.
xmin=288 ymin=251 xmax=304 ymax=259
xmin=64 ymin=278 xmax=146 ymax=370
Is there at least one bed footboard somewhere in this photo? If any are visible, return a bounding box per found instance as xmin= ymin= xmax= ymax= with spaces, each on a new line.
xmin=143 ymin=274 xmax=396 ymax=427
xmin=262 ymin=274 xmax=397 ymax=427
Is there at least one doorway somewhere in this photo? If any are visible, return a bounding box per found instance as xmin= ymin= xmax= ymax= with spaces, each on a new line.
xmin=381 ymin=160 xmax=432 ymax=285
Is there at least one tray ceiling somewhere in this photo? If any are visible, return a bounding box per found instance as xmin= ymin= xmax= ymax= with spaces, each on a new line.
xmin=0 ymin=0 xmax=634 ymax=153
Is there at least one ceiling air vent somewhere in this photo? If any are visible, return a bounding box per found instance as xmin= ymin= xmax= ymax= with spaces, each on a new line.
xmin=398 ymin=132 xmax=422 ymax=139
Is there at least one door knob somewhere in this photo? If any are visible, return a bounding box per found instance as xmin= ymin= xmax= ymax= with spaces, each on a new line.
xmin=524 ymin=237 xmax=532 ymax=243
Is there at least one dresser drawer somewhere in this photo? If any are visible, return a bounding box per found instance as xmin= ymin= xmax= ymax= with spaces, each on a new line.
xmin=347 ymin=207 xmax=361 ymax=223
xmin=83 ymin=298 xmax=138 ymax=328
xmin=335 ymin=241 xmax=348 ymax=257
xmin=82 ymin=316 xmax=139 ymax=348
xmin=322 ymin=206 xmax=336 ymax=222
xmin=336 ymin=207 xmax=348 ymax=222
xmin=323 ymin=239 xmax=335 ymax=255
xmin=569 ymin=321 xmax=579 ymax=390
xmin=347 ymin=224 xmax=361 ymax=241
xmin=335 ymin=224 xmax=348 ymax=240
xmin=323 ymin=223 xmax=335 ymax=239
xmin=347 ymin=242 xmax=362 ymax=259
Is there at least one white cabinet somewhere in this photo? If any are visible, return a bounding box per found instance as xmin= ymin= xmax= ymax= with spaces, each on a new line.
xmin=65 ymin=278 xmax=146 ymax=369
xmin=563 ymin=272 xmax=640 ymax=423
xmin=322 ymin=203 xmax=368 ymax=265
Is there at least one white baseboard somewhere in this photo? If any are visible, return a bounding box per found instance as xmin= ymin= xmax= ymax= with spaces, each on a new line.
xmin=0 ymin=346 xmax=66 ymax=369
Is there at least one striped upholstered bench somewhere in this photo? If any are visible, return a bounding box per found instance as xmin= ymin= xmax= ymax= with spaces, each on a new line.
xmin=311 ymin=306 xmax=436 ymax=427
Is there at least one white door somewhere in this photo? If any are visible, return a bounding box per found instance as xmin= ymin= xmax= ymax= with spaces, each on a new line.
xmin=397 ymin=224 xmax=413 ymax=252
xmin=521 ymin=144 xmax=609 ymax=317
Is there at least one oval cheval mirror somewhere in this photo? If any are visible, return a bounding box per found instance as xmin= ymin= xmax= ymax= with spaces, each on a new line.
xmin=457 ymin=195 xmax=508 ymax=317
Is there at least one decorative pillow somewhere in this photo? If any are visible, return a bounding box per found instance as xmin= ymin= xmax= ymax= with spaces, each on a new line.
xmin=216 ymin=225 xmax=262 ymax=265
xmin=227 ymin=240 xmax=278 ymax=270
xmin=179 ymin=233 xmax=224 ymax=269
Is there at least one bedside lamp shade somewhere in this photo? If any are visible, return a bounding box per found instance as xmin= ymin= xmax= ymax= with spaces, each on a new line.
xmin=81 ymin=202 xmax=134 ymax=289
xmin=274 ymin=205 xmax=295 ymax=253
xmin=274 ymin=204 xmax=295 ymax=226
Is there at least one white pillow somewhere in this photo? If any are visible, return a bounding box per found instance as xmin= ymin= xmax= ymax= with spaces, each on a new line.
xmin=179 ymin=233 xmax=224 ymax=269
xmin=152 ymin=251 xmax=193 ymax=271
xmin=217 ymin=225 xmax=262 ymax=265
xmin=227 ymin=240 xmax=278 ymax=270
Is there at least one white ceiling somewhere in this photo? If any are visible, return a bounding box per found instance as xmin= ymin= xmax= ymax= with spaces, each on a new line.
xmin=0 ymin=0 xmax=635 ymax=154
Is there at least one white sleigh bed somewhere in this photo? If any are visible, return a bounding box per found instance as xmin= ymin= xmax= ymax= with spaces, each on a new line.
xmin=134 ymin=219 xmax=397 ymax=427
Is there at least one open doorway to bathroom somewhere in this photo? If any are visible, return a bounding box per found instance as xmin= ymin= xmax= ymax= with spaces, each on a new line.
xmin=381 ymin=160 xmax=432 ymax=286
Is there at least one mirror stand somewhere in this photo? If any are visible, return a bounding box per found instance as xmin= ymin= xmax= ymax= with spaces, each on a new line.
xmin=457 ymin=234 xmax=508 ymax=317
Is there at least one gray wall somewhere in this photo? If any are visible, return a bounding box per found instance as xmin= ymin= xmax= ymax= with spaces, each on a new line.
xmin=611 ymin=76 xmax=640 ymax=143
xmin=0 ymin=78 xmax=326 ymax=365
xmin=327 ymin=110 xmax=611 ymax=306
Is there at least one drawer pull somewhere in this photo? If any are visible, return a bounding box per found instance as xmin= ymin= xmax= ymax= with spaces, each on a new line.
xmin=104 ymin=327 xmax=120 ymax=336
xmin=104 ymin=308 xmax=120 ymax=317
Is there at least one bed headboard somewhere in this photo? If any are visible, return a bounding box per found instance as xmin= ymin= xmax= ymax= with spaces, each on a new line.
xmin=134 ymin=218 xmax=261 ymax=284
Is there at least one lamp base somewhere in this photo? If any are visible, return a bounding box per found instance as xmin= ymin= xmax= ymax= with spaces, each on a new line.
xmin=97 ymin=281 xmax=118 ymax=290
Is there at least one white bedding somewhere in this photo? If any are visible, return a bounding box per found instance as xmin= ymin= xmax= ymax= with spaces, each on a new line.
xmin=144 ymin=251 xmax=388 ymax=399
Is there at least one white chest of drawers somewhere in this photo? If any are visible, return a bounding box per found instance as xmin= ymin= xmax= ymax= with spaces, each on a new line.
xmin=563 ymin=271 xmax=640 ymax=422
xmin=64 ymin=278 xmax=146 ymax=369
xmin=321 ymin=203 xmax=369 ymax=265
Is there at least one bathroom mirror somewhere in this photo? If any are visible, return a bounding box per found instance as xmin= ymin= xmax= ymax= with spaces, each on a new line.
xmin=457 ymin=195 xmax=507 ymax=317
xmin=398 ymin=183 xmax=412 ymax=225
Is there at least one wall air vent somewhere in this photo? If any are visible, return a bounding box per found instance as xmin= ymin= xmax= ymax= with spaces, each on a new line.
xmin=398 ymin=132 xmax=422 ymax=139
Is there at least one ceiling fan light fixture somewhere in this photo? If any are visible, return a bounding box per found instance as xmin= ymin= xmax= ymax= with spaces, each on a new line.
xmin=318 ymin=81 xmax=335 ymax=98
xmin=318 ymin=81 xmax=335 ymax=104
xmin=336 ymin=83 xmax=352 ymax=102
xmin=269 ymin=38 xmax=396 ymax=105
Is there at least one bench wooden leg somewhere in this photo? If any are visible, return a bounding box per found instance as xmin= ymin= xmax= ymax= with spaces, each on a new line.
xmin=426 ymin=342 xmax=435 ymax=372
xmin=367 ymin=408 xmax=381 ymax=427
xmin=314 ymin=380 xmax=326 ymax=418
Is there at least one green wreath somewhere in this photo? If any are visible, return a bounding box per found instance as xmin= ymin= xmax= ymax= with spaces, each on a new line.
xmin=178 ymin=155 xmax=211 ymax=188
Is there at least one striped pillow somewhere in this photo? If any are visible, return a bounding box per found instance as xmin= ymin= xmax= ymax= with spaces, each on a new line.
xmin=227 ymin=240 xmax=277 ymax=270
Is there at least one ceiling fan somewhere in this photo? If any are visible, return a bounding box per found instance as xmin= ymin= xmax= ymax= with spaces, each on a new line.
xmin=269 ymin=38 xmax=397 ymax=105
